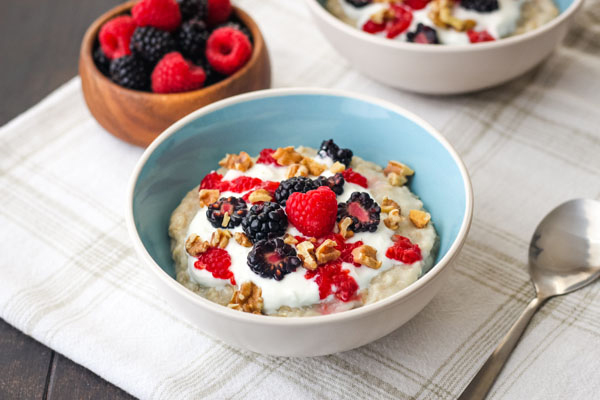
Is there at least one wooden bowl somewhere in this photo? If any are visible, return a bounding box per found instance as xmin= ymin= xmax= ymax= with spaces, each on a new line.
xmin=79 ymin=1 xmax=271 ymax=147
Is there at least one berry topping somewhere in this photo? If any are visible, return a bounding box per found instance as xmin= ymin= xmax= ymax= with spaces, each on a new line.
xmin=346 ymin=0 xmax=372 ymax=7
xmin=342 ymin=168 xmax=368 ymax=188
xmin=98 ymin=16 xmax=136 ymax=60
xmin=178 ymin=18 xmax=211 ymax=60
xmin=200 ymin=172 xmax=279 ymax=194
xmin=130 ymin=26 xmax=177 ymax=64
xmin=151 ymin=52 xmax=206 ymax=93
xmin=314 ymin=173 xmax=345 ymax=196
xmin=247 ymin=238 xmax=302 ymax=280
xmin=206 ymin=196 xmax=248 ymax=228
xmin=93 ymin=47 xmax=111 ymax=76
xmin=132 ymin=0 xmax=182 ymax=32
xmin=404 ymin=0 xmax=431 ymax=10
xmin=318 ymin=139 xmax=353 ymax=167
xmin=460 ymin=0 xmax=499 ymax=12
xmin=337 ymin=192 xmax=381 ymax=233
xmin=386 ymin=4 xmax=413 ymax=39
xmin=206 ymin=27 xmax=253 ymax=75
xmin=386 ymin=235 xmax=422 ymax=264
xmin=109 ymin=55 xmax=150 ymax=90
xmin=194 ymin=247 xmax=235 ymax=284
xmin=467 ymin=30 xmax=496 ymax=43
xmin=362 ymin=20 xmax=386 ymax=34
xmin=242 ymin=202 xmax=288 ymax=243
xmin=305 ymin=260 xmax=359 ymax=302
xmin=256 ymin=148 xmax=281 ymax=166
xmin=286 ymin=187 xmax=338 ymax=237
xmin=215 ymin=21 xmax=253 ymax=43
xmin=407 ymin=23 xmax=440 ymax=44
xmin=274 ymin=176 xmax=319 ymax=206
xmin=177 ymin=0 xmax=207 ymax=21
xmin=207 ymin=0 xmax=233 ymax=25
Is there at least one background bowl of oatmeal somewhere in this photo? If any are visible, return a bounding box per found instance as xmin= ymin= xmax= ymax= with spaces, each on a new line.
xmin=126 ymin=88 xmax=473 ymax=356
xmin=304 ymin=0 xmax=582 ymax=94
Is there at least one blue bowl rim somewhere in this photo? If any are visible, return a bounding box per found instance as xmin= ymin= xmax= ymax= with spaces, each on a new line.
xmin=125 ymin=88 xmax=474 ymax=326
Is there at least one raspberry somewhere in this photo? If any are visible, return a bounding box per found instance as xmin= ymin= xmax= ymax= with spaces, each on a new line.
xmin=242 ymin=202 xmax=288 ymax=243
xmin=130 ymin=26 xmax=177 ymax=64
xmin=241 ymin=180 xmax=280 ymax=202
xmin=286 ymin=187 xmax=338 ymax=237
xmin=151 ymin=52 xmax=206 ymax=93
xmin=98 ymin=16 xmax=136 ymax=60
xmin=460 ymin=0 xmax=499 ymax=12
xmin=363 ymin=20 xmax=386 ymax=34
xmin=132 ymin=0 xmax=182 ymax=32
xmin=199 ymin=172 xmax=275 ymax=193
xmin=467 ymin=30 xmax=496 ymax=43
xmin=337 ymin=192 xmax=381 ymax=233
xmin=109 ymin=55 xmax=150 ymax=90
xmin=207 ymin=0 xmax=232 ymax=25
xmin=407 ymin=23 xmax=439 ymax=44
xmin=404 ymin=0 xmax=430 ymax=10
xmin=93 ymin=46 xmax=111 ymax=76
xmin=200 ymin=171 xmax=223 ymax=189
xmin=178 ymin=18 xmax=210 ymax=60
xmin=386 ymin=235 xmax=422 ymax=264
xmin=342 ymin=168 xmax=368 ymax=188
xmin=256 ymin=148 xmax=280 ymax=166
xmin=346 ymin=0 xmax=372 ymax=6
xmin=386 ymin=4 xmax=413 ymax=39
xmin=275 ymin=176 xmax=319 ymax=207
xmin=305 ymin=260 xmax=359 ymax=302
xmin=177 ymin=0 xmax=207 ymax=21
xmin=206 ymin=27 xmax=252 ymax=75
xmin=194 ymin=247 xmax=235 ymax=284
xmin=314 ymin=173 xmax=345 ymax=196
xmin=227 ymin=176 xmax=265 ymax=192
xmin=318 ymin=139 xmax=353 ymax=167
xmin=214 ymin=21 xmax=253 ymax=43
xmin=247 ymin=238 xmax=302 ymax=280
xmin=206 ymin=196 xmax=248 ymax=228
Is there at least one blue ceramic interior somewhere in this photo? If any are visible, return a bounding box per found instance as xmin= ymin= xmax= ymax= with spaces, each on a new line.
xmin=132 ymin=94 xmax=469 ymax=278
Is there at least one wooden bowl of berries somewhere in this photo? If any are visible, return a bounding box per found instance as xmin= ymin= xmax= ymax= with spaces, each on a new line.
xmin=79 ymin=0 xmax=271 ymax=147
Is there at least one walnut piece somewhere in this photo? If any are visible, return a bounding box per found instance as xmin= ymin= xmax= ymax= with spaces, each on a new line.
xmin=296 ymin=241 xmax=318 ymax=271
xmin=248 ymin=188 xmax=273 ymax=203
xmin=388 ymin=172 xmax=406 ymax=187
xmin=338 ymin=217 xmax=354 ymax=239
xmin=384 ymin=209 xmax=403 ymax=230
xmin=218 ymin=151 xmax=254 ymax=172
xmin=185 ymin=234 xmax=210 ymax=256
xmin=228 ymin=282 xmax=263 ymax=314
xmin=429 ymin=0 xmax=476 ymax=31
xmin=352 ymin=245 xmax=382 ymax=269
xmin=210 ymin=229 xmax=232 ymax=249
xmin=234 ymin=232 xmax=253 ymax=247
xmin=283 ymin=233 xmax=299 ymax=245
xmin=316 ymin=239 xmax=341 ymax=265
xmin=301 ymin=157 xmax=327 ymax=176
xmin=221 ymin=212 xmax=231 ymax=228
xmin=384 ymin=160 xmax=414 ymax=178
xmin=273 ymin=146 xmax=303 ymax=166
xmin=381 ymin=197 xmax=400 ymax=214
xmin=330 ymin=161 xmax=346 ymax=174
xmin=198 ymin=189 xmax=220 ymax=208
xmin=286 ymin=163 xmax=309 ymax=179
xmin=409 ymin=210 xmax=431 ymax=228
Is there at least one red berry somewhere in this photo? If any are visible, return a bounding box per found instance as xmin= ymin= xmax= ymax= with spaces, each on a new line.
xmin=200 ymin=171 xmax=224 ymax=190
xmin=194 ymin=247 xmax=235 ymax=284
xmin=286 ymin=187 xmax=338 ymax=237
xmin=305 ymin=260 xmax=359 ymax=302
xmin=98 ymin=16 xmax=136 ymax=60
xmin=386 ymin=5 xmax=413 ymax=39
xmin=467 ymin=30 xmax=496 ymax=43
xmin=404 ymin=0 xmax=431 ymax=10
xmin=386 ymin=235 xmax=422 ymax=264
xmin=362 ymin=20 xmax=386 ymax=34
xmin=256 ymin=148 xmax=281 ymax=166
xmin=151 ymin=52 xmax=206 ymax=93
xmin=342 ymin=168 xmax=368 ymax=188
xmin=206 ymin=27 xmax=253 ymax=75
xmin=207 ymin=0 xmax=232 ymax=25
xmin=132 ymin=0 xmax=182 ymax=32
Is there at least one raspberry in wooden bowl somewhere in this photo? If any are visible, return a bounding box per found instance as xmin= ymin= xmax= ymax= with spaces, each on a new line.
xmin=79 ymin=0 xmax=271 ymax=147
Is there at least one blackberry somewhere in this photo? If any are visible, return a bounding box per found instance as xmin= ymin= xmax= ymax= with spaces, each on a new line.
xmin=314 ymin=173 xmax=345 ymax=196
xmin=93 ymin=46 xmax=111 ymax=76
xmin=206 ymin=196 xmax=248 ymax=229
xmin=178 ymin=18 xmax=210 ymax=59
xmin=318 ymin=139 xmax=353 ymax=167
xmin=406 ymin=23 xmax=440 ymax=44
xmin=337 ymin=192 xmax=381 ymax=233
xmin=109 ymin=55 xmax=150 ymax=91
xmin=242 ymin=202 xmax=288 ymax=243
xmin=346 ymin=0 xmax=372 ymax=7
xmin=130 ymin=26 xmax=177 ymax=64
xmin=177 ymin=0 xmax=208 ymax=21
xmin=460 ymin=0 xmax=499 ymax=12
xmin=202 ymin=60 xmax=227 ymax=86
xmin=247 ymin=238 xmax=302 ymax=280
xmin=274 ymin=176 xmax=319 ymax=206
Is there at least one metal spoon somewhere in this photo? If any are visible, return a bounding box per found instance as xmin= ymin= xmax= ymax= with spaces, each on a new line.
xmin=458 ymin=199 xmax=600 ymax=400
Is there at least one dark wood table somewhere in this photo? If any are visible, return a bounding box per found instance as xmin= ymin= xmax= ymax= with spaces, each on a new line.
xmin=0 ymin=1 xmax=134 ymax=399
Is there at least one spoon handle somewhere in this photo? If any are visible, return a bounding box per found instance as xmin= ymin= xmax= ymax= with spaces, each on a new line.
xmin=457 ymin=296 xmax=546 ymax=400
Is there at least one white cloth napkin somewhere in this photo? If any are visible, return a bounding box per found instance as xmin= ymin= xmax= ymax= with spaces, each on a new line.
xmin=2 ymin=0 xmax=600 ymax=398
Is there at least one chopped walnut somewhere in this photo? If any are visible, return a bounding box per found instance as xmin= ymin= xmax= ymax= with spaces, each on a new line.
xmin=198 ymin=189 xmax=220 ymax=208
xmin=381 ymin=197 xmax=400 ymax=214
xmin=283 ymin=233 xmax=299 ymax=245
xmin=248 ymin=189 xmax=273 ymax=203
xmin=384 ymin=160 xmax=414 ymax=178
xmin=388 ymin=172 xmax=407 ymax=187
xmin=429 ymin=0 xmax=476 ymax=31
xmin=300 ymin=157 xmax=327 ymax=176
xmin=286 ymin=163 xmax=309 ymax=179
xmin=234 ymin=232 xmax=253 ymax=247
xmin=384 ymin=209 xmax=403 ymax=230
xmin=185 ymin=234 xmax=210 ymax=256
xmin=316 ymin=239 xmax=341 ymax=264
xmin=330 ymin=161 xmax=346 ymax=174
xmin=296 ymin=241 xmax=318 ymax=271
xmin=352 ymin=245 xmax=382 ymax=269
xmin=228 ymin=282 xmax=263 ymax=314
xmin=338 ymin=217 xmax=354 ymax=239
xmin=210 ymin=229 xmax=232 ymax=249
xmin=409 ymin=210 xmax=431 ymax=228
xmin=221 ymin=212 xmax=231 ymax=228
xmin=272 ymin=146 xmax=303 ymax=166
xmin=218 ymin=151 xmax=254 ymax=172
xmin=369 ymin=5 xmax=396 ymax=24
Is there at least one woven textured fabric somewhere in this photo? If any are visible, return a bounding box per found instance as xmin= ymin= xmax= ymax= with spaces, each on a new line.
xmin=1 ymin=0 xmax=599 ymax=398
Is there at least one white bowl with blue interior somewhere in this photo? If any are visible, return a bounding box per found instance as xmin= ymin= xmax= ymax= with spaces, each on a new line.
xmin=126 ymin=88 xmax=473 ymax=356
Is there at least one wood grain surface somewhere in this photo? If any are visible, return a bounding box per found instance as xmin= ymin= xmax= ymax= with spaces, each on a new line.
xmin=0 ymin=1 xmax=135 ymax=399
